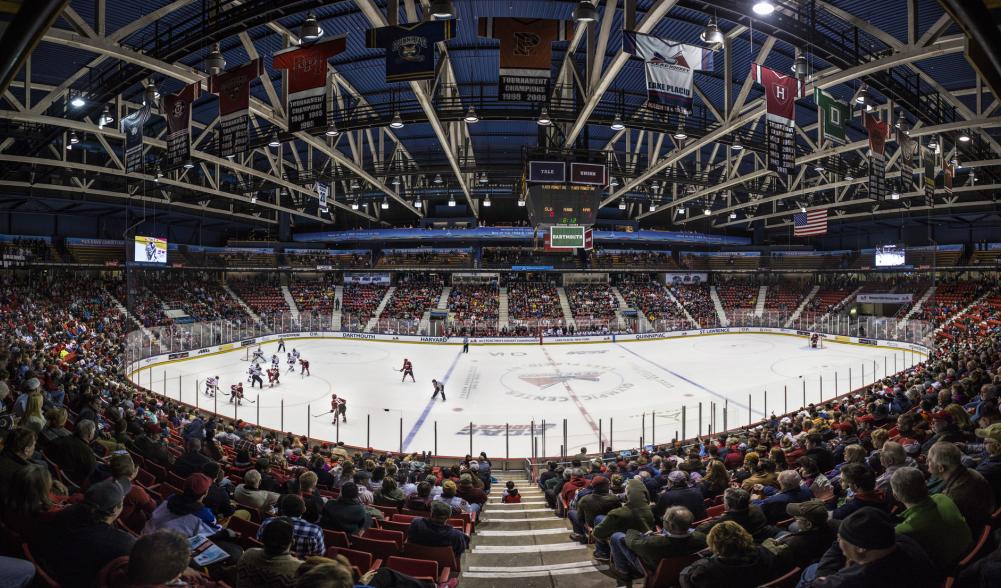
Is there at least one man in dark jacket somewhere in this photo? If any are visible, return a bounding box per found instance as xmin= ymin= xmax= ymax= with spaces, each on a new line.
xmin=974 ymin=425 xmax=1001 ymax=505
xmin=593 ymin=479 xmax=654 ymax=561
xmin=456 ymin=475 xmax=487 ymax=513
xmin=767 ymin=500 xmax=837 ymax=572
xmin=407 ymin=501 xmax=469 ymax=556
xmin=201 ymin=462 xmax=235 ymax=519
xmin=610 ymin=506 xmax=706 ymax=579
xmin=804 ymin=434 xmax=836 ymax=474
xmin=654 ymin=470 xmax=706 ymax=522
xmin=752 ymin=470 xmax=814 ymax=524
xmin=0 ymin=427 xmax=35 ymax=488
xmin=128 ymin=423 xmax=172 ymax=466
xmin=696 ymin=488 xmax=775 ymax=543
xmin=320 ymin=482 xmax=371 ymax=535
xmin=831 ymin=464 xmax=891 ymax=520
xmin=170 ymin=437 xmax=212 ymax=478
xmin=678 ymin=520 xmax=775 ymax=588
xmin=569 ymin=476 xmax=621 ymax=542
xmin=50 ymin=418 xmax=98 ymax=485
xmin=799 ymin=507 xmax=939 ymax=588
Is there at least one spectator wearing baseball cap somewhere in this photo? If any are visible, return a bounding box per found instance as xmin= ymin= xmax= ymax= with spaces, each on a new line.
xmin=258 ymin=495 xmax=325 ymax=558
xmin=568 ymin=475 xmax=621 ymax=543
xmin=765 ymin=500 xmax=836 ymax=572
xmin=798 ymin=507 xmax=939 ymax=588
xmin=654 ymin=470 xmax=706 ymax=522
xmin=31 ymin=478 xmax=136 ymax=587
xmin=974 ymin=423 xmax=1001 ymax=503
xmin=406 ymin=500 xmax=469 ymax=556
xmin=144 ymin=473 xmax=222 ymax=538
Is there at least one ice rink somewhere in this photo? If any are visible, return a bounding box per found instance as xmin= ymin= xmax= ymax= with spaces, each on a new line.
xmin=130 ymin=333 xmax=922 ymax=458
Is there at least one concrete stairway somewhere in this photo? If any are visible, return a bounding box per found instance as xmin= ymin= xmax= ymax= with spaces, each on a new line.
xmin=663 ymin=285 xmax=699 ymax=328
xmin=785 ymin=285 xmax=820 ymax=327
xmin=710 ymin=286 xmax=728 ymax=327
xmin=364 ymin=287 xmax=395 ymax=332
xmin=898 ymin=285 xmax=936 ymax=331
xmin=610 ymin=287 xmax=629 ymax=331
xmin=223 ymin=283 xmax=262 ymax=325
xmin=332 ymin=285 xmax=344 ymax=331
xmin=280 ymin=285 xmax=300 ymax=322
xmin=556 ymin=287 xmax=576 ymax=329
xmin=418 ymin=311 xmax=432 ymax=335
xmin=499 ymin=287 xmax=510 ymax=332
xmin=460 ymin=471 xmax=614 ymax=588
xmin=754 ymin=285 xmax=768 ymax=317
xmin=437 ymin=286 xmax=451 ymax=309
xmin=104 ymin=286 xmax=156 ymax=341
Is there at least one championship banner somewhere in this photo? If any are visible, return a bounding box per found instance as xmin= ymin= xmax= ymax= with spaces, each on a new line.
xmin=922 ymin=145 xmax=936 ymax=207
xmin=163 ymin=82 xmax=200 ymax=168
xmin=317 ymin=182 xmax=329 ymax=212
xmin=865 ymin=113 xmax=889 ymax=201
xmin=814 ymin=88 xmax=848 ymax=144
xmin=366 ymin=21 xmax=454 ymax=82
xmin=898 ymin=129 xmax=916 ymax=191
xmin=210 ymin=59 xmax=264 ymax=157
xmin=273 ymin=37 xmax=346 ymax=133
xmin=478 ymin=17 xmax=572 ymax=102
xmin=623 ymin=31 xmax=713 ymax=114
xmin=751 ymin=64 xmax=804 ymax=182
xmin=120 ymin=104 xmax=151 ymax=174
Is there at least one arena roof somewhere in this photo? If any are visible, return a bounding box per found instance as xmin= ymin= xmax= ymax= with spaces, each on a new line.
xmin=0 ymin=0 xmax=999 ymax=240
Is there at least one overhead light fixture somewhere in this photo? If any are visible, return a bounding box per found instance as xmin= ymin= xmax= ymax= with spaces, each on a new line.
xmin=729 ymin=211 xmax=737 ymax=219
xmin=250 ymin=194 xmax=257 ymax=204
xmin=537 ymin=106 xmax=552 ymax=126
xmin=856 ymin=84 xmax=867 ymax=105
xmin=448 ymin=195 xmax=456 ymax=207
xmin=324 ymin=123 xmax=339 ymax=137
xmin=517 ymin=199 xmax=526 ymax=207
xmin=703 ymin=207 xmax=711 ymax=216
xmin=673 ymin=121 xmax=687 ymax=141
xmin=389 ymin=111 xmax=404 ymax=129
xmin=350 ymin=178 xmax=360 ymax=190
xmin=463 ymin=106 xmax=480 ymax=124
xmin=433 ymin=174 xmax=443 ymax=184
xmin=573 ymin=1 xmax=597 ymax=23
xmin=99 ymin=105 xmax=114 ymax=127
xmin=300 ymin=12 xmax=323 ymax=42
xmin=183 ymin=159 xmax=195 ymax=170
xmin=69 ymin=131 xmax=80 ymax=145
xmin=610 ymin=176 xmax=620 ymax=187
xmin=392 ymin=176 xmax=401 ymax=186
xmin=205 ymin=43 xmax=226 ymax=75
xmin=801 ymin=205 xmax=807 ymax=213
xmin=731 ymin=138 xmax=743 ymax=151
xmin=649 ymin=201 xmax=657 ymax=212
xmin=618 ymin=200 xmax=627 ymax=210
xmin=959 ymin=130 xmax=971 ymax=143
xmin=483 ymin=196 xmax=491 ymax=207
xmin=895 ymin=112 xmax=906 ymax=130
xmin=155 ymin=167 xmax=163 ymax=179
xmin=610 ymin=113 xmax=625 ymax=131
xmin=143 ymin=82 xmax=158 ymax=107
xmin=700 ymin=17 xmax=724 ymax=46
xmin=70 ymin=93 xmax=85 ymax=108
xmin=845 ymin=173 xmax=854 ymax=181
xmin=351 ymin=200 xmax=359 ymax=210
xmin=791 ymin=50 xmax=808 ymax=80
xmin=429 ymin=0 xmax=454 ymax=18
xmin=752 ymin=1 xmax=775 ymax=16
xmin=650 ymin=179 xmax=660 ymax=191
xmin=971 ymin=171 xmax=977 ymax=183
xmin=890 ymin=190 xmax=900 ymax=200
xmin=927 ymin=137 xmax=938 ymax=150
xmin=413 ymin=199 xmax=422 ymax=208
xmin=479 ymin=173 xmax=488 ymax=184
xmin=268 ymin=132 xmax=281 ymax=148
xmin=678 ymin=207 xmax=686 ymax=215
xmin=813 ymin=163 xmax=825 ymax=173
xmin=381 ymin=198 xmax=389 ymax=209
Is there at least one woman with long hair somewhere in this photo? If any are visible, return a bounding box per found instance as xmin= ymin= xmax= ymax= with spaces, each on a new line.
xmin=1 ymin=464 xmax=60 ymax=541
xmin=21 ymin=393 xmax=45 ymax=430
xmin=699 ymin=459 xmax=730 ymax=499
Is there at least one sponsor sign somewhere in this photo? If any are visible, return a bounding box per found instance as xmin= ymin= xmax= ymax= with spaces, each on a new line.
xmin=858 ymin=338 xmax=878 ymax=346
xmin=663 ymin=272 xmax=708 ymax=284
xmin=420 ymin=336 xmax=449 ymax=343
xmin=197 ymin=348 xmax=211 ymax=355
xmin=569 ymin=163 xmax=607 ymax=186
xmin=219 ymin=344 xmax=234 ymax=351
xmin=457 ymin=423 xmax=556 ymax=436
xmin=550 ymin=225 xmax=585 ymax=249
xmin=528 ymin=161 xmax=565 ymax=183
xmin=699 ymin=328 xmax=729 ymax=335
xmin=342 ymin=332 xmax=376 ymax=340
xmin=167 ymin=351 xmax=189 ymax=360
xmin=240 ymin=339 xmax=257 ymax=347
xmin=857 ymin=293 xmax=913 ymax=304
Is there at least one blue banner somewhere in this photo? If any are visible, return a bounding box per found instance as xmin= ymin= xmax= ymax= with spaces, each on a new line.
xmin=65 ymin=238 xmax=123 ymax=247
xmin=0 ymin=234 xmax=51 ymax=243
xmin=683 ymin=251 xmax=761 ymax=257
xmin=285 ymin=248 xmax=369 ymax=255
xmin=771 ymin=250 xmax=850 ymax=257
xmin=294 ymin=227 xmax=750 ymax=246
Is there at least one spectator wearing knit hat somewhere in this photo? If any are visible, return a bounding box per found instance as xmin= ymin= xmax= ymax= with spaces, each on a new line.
xmin=800 ymin=507 xmax=939 ymax=588
xmin=456 ymin=474 xmax=488 ymax=513
xmin=654 ymin=470 xmax=706 ymax=522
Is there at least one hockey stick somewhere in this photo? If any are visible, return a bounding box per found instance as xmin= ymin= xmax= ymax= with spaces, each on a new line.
xmin=312 ymin=409 xmax=335 ymax=418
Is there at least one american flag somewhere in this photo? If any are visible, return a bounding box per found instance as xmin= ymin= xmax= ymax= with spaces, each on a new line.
xmin=793 ymin=209 xmax=828 ymax=236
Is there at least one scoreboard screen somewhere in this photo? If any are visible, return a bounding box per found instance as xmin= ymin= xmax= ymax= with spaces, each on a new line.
xmin=526 ymin=185 xmax=599 ymax=227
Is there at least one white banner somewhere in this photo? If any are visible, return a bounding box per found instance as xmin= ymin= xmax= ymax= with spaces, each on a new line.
xmin=663 ymin=272 xmax=708 ymax=284
xmin=317 ymin=183 xmax=329 ymax=212
xmin=857 ymin=293 xmax=913 ymax=304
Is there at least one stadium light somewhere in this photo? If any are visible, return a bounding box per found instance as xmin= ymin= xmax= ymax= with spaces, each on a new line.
xmin=183 ymin=159 xmax=195 ymax=170
xmin=389 ymin=111 xmax=405 ymax=129
xmin=250 ymin=194 xmax=257 ymax=204
xmin=268 ymin=132 xmax=281 ymax=148
xmin=610 ymin=176 xmax=619 ymax=187
xmin=351 ymin=200 xmax=359 ymax=210
xmin=895 ymin=112 xmax=906 ymax=130
xmin=731 ymin=138 xmax=743 ymax=151
xmin=700 ymin=17 xmax=723 ymax=46
xmin=678 ymin=207 xmax=686 ymax=215
xmin=381 ymin=198 xmax=389 ymax=209
xmin=392 ymin=176 xmax=401 ymax=186
xmin=205 ymin=43 xmax=226 ymax=75
xmin=448 ymin=195 xmax=456 ymax=207
xmin=479 ymin=173 xmax=488 ymax=184
xmin=618 ymin=200 xmax=627 ymax=210
xmin=813 ymin=163 xmax=825 ymax=173
xmin=927 ymin=137 xmax=938 ymax=150
xmin=610 ymin=113 xmax=625 ymax=131
xmin=483 ymin=196 xmax=491 ymax=207
xmin=650 ymin=179 xmax=660 ymax=191
xmin=517 ymin=199 xmax=526 ymax=207
xmin=801 ymin=205 xmax=807 ymax=213
xmin=856 ymin=84 xmax=867 ymax=105
xmin=959 ymin=130 xmax=971 ymax=143
xmin=434 ymin=174 xmax=443 ymax=184
xmin=464 ymin=106 xmax=480 ymax=124
xmin=845 ymin=173 xmax=855 ymax=181
xmin=673 ymin=121 xmax=687 ymax=141
xmin=649 ymin=202 xmax=657 ymax=212
xmin=99 ymin=105 xmax=114 ymax=128
xmin=791 ymin=50 xmax=808 ymax=79
xmin=300 ymin=13 xmax=324 ymax=42
xmin=429 ymin=0 xmax=454 ymax=18
xmin=890 ymin=190 xmax=900 ymax=200
xmin=537 ymin=106 xmax=552 ymax=126
xmin=70 ymin=93 xmax=85 ymax=108
xmin=703 ymin=207 xmax=711 ymax=216
xmin=413 ymin=199 xmax=422 ymax=208
xmin=752 ymin=1 xmax=775 ymax=15
xmin=729 ymin=211 xmax=737 ymax=219
xmin=155 ymin=166 xmax=163 ymax=180
xmin=69 ymin=130 xmax=79 ymax=145
xmin=324 ymin=123 xmax=339 ymax=137
xmin=350 ymin=178 xmax=360 ymax=190
xmin=573 ymin=1 xmax=597 ymax=23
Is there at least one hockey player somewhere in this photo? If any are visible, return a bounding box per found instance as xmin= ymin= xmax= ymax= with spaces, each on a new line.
xmin=331 ymin=394 xmax=346 ymax=423
xmin=251 ymin=347 xmax=265 ymax=364
xmin=271 ymin=354 xmax=279 ymax=371
xmin=431 ymin=379 xmax=446 ymax=401
xmin=267 ymin=367 xmax=280 ymax=388
xmin=205 ymin=376 xmax=219 ymax=397
xmin=277 ymin=337 xmax=286 ymax=353
xmin=299 ymin=357 xmax=310 ymax=376
xmin=286 ymin=352 xmax=296 ymax=373
xmin=291 ymin=348 xmax=301 ymax=363
xmin=810 ymin=333 xmax=820 ymax=349
xmin=229 ymin=382 xmax=244 ymax=405
xmin=399 ymin=358 xmax=415 ymax=382
xmin=249 ymin=364 xmax=264 ymax=388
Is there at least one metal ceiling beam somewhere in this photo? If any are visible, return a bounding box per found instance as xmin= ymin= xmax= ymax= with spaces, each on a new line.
xmin=355 ymin=0 xmax=476 ymax=216
xmin=563 ymin=0 xmax=680 ymax=148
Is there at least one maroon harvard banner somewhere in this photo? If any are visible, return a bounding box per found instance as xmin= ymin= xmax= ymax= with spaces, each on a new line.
xmin=210 ymin=59 xmax=263 ymax=157
xmin=273 ymin=36 xmax=347 ymax=133
xmin=751 ymin=63 xmax=804 ymax=182
xmin=163 ymin=82 xmax=200 ymax=168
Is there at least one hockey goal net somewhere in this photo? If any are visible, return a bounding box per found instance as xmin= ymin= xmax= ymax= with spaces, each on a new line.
xmin=807 ymin=333 xmax=826 ymax=349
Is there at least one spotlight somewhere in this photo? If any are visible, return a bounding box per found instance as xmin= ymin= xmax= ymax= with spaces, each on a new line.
xmin=183 ymin=159 xmax=195 ymax=169
xmin=731 ymin=138 xmax=743 ymax=151
xmin=434 ymin=174 xmax=443 ymax=184
xmin=479 ymin=173 xmax=488 ymax=184
xmin=856 ymin=85 xmax=867 ymax=105
xmin=205 ymin=43 xmax=226 ymax=75
xmin=324 ymin=123 xmax=339 ymax=137
xmin=703 ymin=207 xmax=711 ymax=216
xmin=700 ymin=17 xmax=724 ymax=46
xmin=268 ymin=132 xmax=281 ymax=148
xmin=845 ymin=173 xmax=854 ymax=181
xmin=537 ymin=106 xmax=552 ymax=126
xmin=69 ymin=131 xmax=80 ymax=145
xmin=959 ymin=130 xmax=971 ymax=143
xmin=381 ymin=198 xmax=389 ymax=209
xmin=678 ymin=207 xmax=686 ymax=215
xmin=649 ymin=201 xmax=657 ymax=212
xmin=413 ymin=199 xmax=422 ymax=208
xmin=448 ymin=196 xmax=456 ymax=207
xmin=70 ymin=94 xmax=85 ymax=108
xmin=927 ymin=137 xmax=938 ymax=150
xmin=392 ymin=176 xmax=401 ymax=186
xmin=895 ymin=112 xmax=906 ymax=130
xmin=389 ymin=112 xmax=404 ymax=129
xmin=673 ymin=121 xmax=687 ymax=141
xmin=463 ymin=106 xmax=480 ymax=124
xmin=483 ymin=196 xmax=491 ymax=207
xmin=729 ymin=211 xmax=737 ymax=219
xmin=650 ymin=179 xmax=660 ymax=191
xmin=791 ymin=50 xmax=808 ymax=80
xmin=610 ymin=176 xmax=619 ymax=187
xmin=351 ymin=201 xmax=359 ymax=210
xmin=752 ymin=1 xmax=775 ymax=15
xmin=250 ymin=194 xmax=257 ymax=204
xmin=891 ymin=190 xmax=900 ymax=200
xmin=300 ymin=13 xmax=324 ymax=42
xmin=518 ymin=199 xmax=526 ymax=207
xmin=99 ymin=105 xmax=114 ymax=127
xmin=573 ymin=1 xmax=597 ymax=24
xmin=429 ymin=0 xmax=454 ymax=18
xmin=814 ymin=163 xmax=825 ymax=173
xmin=618 ymin=200 xmax=627 ymax=210
xmin=350 ymin=178 xmax=360 ymax=190
xmin=610 ymin=113 xmax=625 ymax=131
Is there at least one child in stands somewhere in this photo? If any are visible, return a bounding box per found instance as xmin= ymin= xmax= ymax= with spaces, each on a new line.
xmin=502 ymin=480 xmax=521 ymax=503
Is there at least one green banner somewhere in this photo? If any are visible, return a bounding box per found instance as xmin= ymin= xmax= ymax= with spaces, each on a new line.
xmin=550 ymin=225 xmax=584 ymax=248
xmin=814 ymin=88 xmax=848 ymax=144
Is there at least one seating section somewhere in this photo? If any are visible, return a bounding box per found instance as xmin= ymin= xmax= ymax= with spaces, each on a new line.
xmin=377 ymin=250 xmax=472 ymax=268
xmin=205 ymin=249 xmax=277 ymax=268
xmin=229 ymin=279 xmax=288 ymax=318
xmin=916 ymin=280 xmax=984 ymax=326
xmin=906 ymin=247 xmax=963 ymax=267
xmin=717 ymin=278 xmax=758 ymax=311
xmin=285 ymin=250 xmax=371 ymax=269
xmin=770 ymin=252 xmax=850 ymax=270
xmin=565 ymin=284 xmax=619 ymax=326
xmin=589 ymin=250 xmax=677 ymax=269
xmin=482 ymin=247 xmax=581 ymax=269
xmin=0 ymin=236 xmax=59 ymax=264
xmin=764 ymin=281 xmax=812 ymax=320
xmin=67 ymin=242 xmax=125 ymax=265
xmin=672 ymin=283 xmax=718 ymax=328
xmin=970 ymin=245 xmax=1001 ymax=266
xmin=376 ymin=276 xmax=444 ymax=334
xmin=680 ymin=253 xmax=761 ymax=270
xmin=290 ymin=279 xmax=338 ymax=312
xmin=447 ymin=284 xmax=499 ymax=335
xmin=507 ymin=278 xmax=563 ymax=324
xmin=145 ymin=275 xmax=250 ymax=323
xmin=616 ymin=275 xmax=691 ymax=329
xmin=341 ymin=284 xmax=388 ymax=330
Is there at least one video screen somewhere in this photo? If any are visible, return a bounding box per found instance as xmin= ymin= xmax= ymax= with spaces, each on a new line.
xmin=134 ymin=236 xmax=167 ymax=264
xmin=875 ymin=246 xmax=905 ymax=267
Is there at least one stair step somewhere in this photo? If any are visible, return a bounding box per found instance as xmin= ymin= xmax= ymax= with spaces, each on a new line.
xmin=476 ymin=528 xmax=570 ymax=537
xmin=477 ymin=517 xmax=568 ymax=524
xmin=480 ymin=508 xmax=556 ymax=514
xmin=463 ymin=562 xmax=609 ymax=579
xmin=472 ymin=542 xmax=587 ymax=554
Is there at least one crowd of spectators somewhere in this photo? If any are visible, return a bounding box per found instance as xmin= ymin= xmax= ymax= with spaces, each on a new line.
xmin=590 ymin=250 xmax=677 ymax=270
xmin=377 ymin=275 xmax=444 ymax=334
xmin=0 ymin=237 xmax=55 ymax=266
xmin=289 ymin=279 xmax=338 ymax=313
xmin=340 ymin=284 xmax=388 ymax=332
xmin=377 ymin=250 xmax=472 ymax=269
xmin=671 ymin=283 xmax=718 ymax=329
xmin=616 ymin=275 xmax=692 ymax=330
xmin=506 ymin=277 xmax=563 ymax=324
xmin=565 ymin=284 xmax=620 ymax=327
xmin=284 ymin=251 xmax=370 ymax=270
xmin=447 ymin=284 xmax=500 ymax=336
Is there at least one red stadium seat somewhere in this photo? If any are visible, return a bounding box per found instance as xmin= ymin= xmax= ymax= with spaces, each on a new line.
xmin=350 ymin=536 xmax=400 ymax=561
xmin=385 ymin=556 xmax=448 ymax=584
xmin=22 ymin=543 xmax=62 ymax=588
xmin=705 ymin=504 xmax=725 ymax=517
xmin=642 ymin=553 xmax=700 ymax=588
xmin=362 ymin=528 xmax=404 ymax=549
xmin=324 ymin=546 xmax=382 ymax=574
xmin=227 ymin=515 xmax=260 ymax=540
xmin=759 ymin=567 xmax=801 ymax=588
xmin=380 ymin=520 xmax=412 ymax=534
xmin=323 ymin=529 xmax=350 ymax=548
xmin=401 ymin=543 xmax=460 ymax=576
xmin=956 ymin=526 xmax=992 ymax=569
xmin=392 ymin=514 xmax=419 ymax=524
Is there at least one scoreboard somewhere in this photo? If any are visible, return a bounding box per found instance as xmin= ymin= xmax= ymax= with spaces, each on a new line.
xmin=526 ymin=184 xmax=600 ymax=227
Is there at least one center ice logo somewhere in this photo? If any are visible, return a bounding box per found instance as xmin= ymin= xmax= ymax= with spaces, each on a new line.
xmin=518 ymin=372 xmax=602 ymax=389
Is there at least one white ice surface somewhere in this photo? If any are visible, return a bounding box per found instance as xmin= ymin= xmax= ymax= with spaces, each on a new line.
xmin=131 ymin=334 xmax=919 ymax=458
